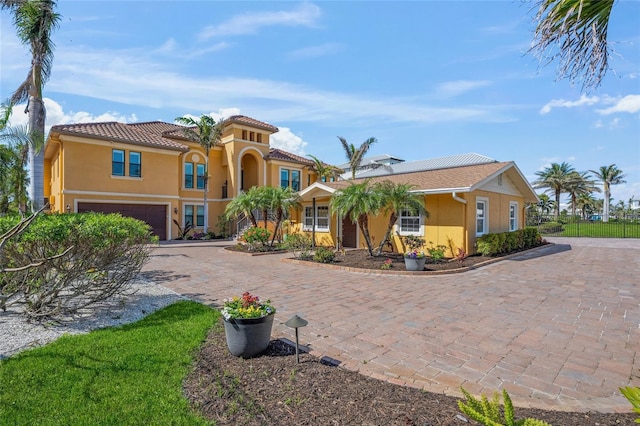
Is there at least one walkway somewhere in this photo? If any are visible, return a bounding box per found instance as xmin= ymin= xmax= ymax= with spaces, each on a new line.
xmin=141 ymin=237 xmax=640 ymax=413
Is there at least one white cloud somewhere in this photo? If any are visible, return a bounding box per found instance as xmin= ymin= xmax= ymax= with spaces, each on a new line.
xmin=596 ymin=95 xmax=640 ymax=115
xmin=435 ymin=80 xmax=491 ymax=98
xmin=7 ymin=98 xmax=137 ymax=134
xmin=270 ymin=127 xmax=307 ymax=156
xmin=199 ymin=2 xmax=321 ymax=40
xmin=287 ymin=43 xmax=344 ymax=60
xmin=539 ymin=94 xmax=600 ymax=115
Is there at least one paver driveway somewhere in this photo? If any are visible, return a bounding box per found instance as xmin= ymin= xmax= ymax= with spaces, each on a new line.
xmin=141 ymin=237 xmax=640 ymax=413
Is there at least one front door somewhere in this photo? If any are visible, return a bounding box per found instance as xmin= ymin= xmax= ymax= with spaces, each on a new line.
xmin=341 ymin=215 xmax=357 ymax=248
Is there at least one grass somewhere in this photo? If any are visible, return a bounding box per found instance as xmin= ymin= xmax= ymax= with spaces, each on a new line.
xmin=535 ymin=221 xmax=640 ymax=238
xmin=0 ymin=300 xmax=218 ymax=426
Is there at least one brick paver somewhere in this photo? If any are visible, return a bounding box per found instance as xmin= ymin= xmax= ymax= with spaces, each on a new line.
xmin=142 ymin=237 xmax=640 ymax=413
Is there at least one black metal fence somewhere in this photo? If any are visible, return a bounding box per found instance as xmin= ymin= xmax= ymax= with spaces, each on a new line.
xmin=526 ymin=213 xmax=640 ymax=238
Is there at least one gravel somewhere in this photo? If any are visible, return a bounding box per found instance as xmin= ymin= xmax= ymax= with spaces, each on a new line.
xmin=0 ymin=278 xmax=185 ymax=360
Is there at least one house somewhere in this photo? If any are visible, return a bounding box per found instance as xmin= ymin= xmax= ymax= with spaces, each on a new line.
xmin=295 ymin=153 xmax=538 ymax=255
xmin=43 ymin=116 xmax=315 ymax=240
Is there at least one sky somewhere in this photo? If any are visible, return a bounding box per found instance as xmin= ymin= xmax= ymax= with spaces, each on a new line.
xmin=1 ymin=1 xmax=639 ymax=207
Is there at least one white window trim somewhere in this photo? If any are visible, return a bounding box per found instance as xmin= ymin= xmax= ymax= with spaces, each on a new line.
xmin=509 ymin=201 xmax=518 ymax=232
xmin=279 ymin=166 xmax=303 ymax=191
xmin=476 ymin=197 xmax=489 ymax=236
xmin=183 ymin=202 xmax=205 ymax=228
xmin=396 ymin=208 xmax=424 ymax=237
xmin=303 ymin=205 xmax=330 ymax=232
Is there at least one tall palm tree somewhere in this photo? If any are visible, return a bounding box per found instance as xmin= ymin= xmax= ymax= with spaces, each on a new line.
xmin=2 ymin=0 xmax=60 ymax=210
xmin=530 ymin=0 xmax=615 ymax=91
xmin=375 ymin=181 xmax=428 ymax=256
xmin=533 ymin=162 xmax=576 ymax=217
xmin=330 ymin=180 xmax=382 ymax=256
xmin=536 ymin=193 xmax=555 ymax=216
xmin=565 ymin=171 xmax=600 ymax=216
xmin=307 ymin=154 xmax=342 ymax=183
xmin=338 ymin=136 xmax=377 ymax=179
xmin=575 ymin=193 xmax=598 ymax=219
xmin=175 ymin=114 xmax=224 ymax=234
xmin=589 ymin=164 xmax=626 ymax=222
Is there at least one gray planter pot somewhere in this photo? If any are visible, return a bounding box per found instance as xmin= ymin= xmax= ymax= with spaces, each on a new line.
xmin=404 ymin=257 xmax=426 ymax=271
xmin=223 ymin=313 xmax=275 ymax=358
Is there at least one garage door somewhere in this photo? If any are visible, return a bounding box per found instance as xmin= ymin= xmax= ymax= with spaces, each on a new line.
xmin=77 ymin=203 xmax=167 ymax=240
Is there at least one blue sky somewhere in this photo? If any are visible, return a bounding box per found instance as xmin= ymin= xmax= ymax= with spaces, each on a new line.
xmin=2 ymin=1 xmax=639 ymax=206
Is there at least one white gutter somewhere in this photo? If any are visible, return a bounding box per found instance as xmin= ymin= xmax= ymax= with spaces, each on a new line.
xmin=452 ymin=192 xmax=467 ymax=204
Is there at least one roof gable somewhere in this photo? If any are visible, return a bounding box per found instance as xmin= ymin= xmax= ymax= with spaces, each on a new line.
xmin=265 ymin=148 xmax=314 ymax=165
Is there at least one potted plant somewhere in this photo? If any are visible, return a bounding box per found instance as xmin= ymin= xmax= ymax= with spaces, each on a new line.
xmin=402 ymin=235 xmax=426 ymax=271
xmin=221 ymin=292 xmax=276 ymax=358
xmin=404 ymin=249 xmax=427 ymax=271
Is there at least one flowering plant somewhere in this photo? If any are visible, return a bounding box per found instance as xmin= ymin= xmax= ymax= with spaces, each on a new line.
xmin=221 ymin=291 xmax=276 ymax=320
xmin=404 ymin=249 xmax=426 ymax=259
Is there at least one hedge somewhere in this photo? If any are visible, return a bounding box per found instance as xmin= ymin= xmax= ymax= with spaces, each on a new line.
xmin=476 ymin=228 xmax=542 ymax=257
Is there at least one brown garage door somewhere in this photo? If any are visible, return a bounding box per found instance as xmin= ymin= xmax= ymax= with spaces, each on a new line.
xmin=77 ymin=203 xmax=167 ymax=240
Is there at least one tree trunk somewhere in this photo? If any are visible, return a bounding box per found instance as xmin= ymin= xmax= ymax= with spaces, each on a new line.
xmin=376 ymin=213 xmax=397 ymax=256
xmin=29 ymin=96 xmax=46 ymax=211
xmin=603 ymin=184 xmax=610 ymax=222
xmin=358 ymin=214 xmax=374 ymax=256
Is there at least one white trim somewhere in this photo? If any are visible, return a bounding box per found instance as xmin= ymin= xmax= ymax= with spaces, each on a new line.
xmin=298 ymin=182 xmax=337 ymax=197
xmin=509 ymin=201 xmax=518 ymax=231
xmin=303 ymin=204 xmax=330 ymax=232
xmin=476 ymin=196 xmax=489 ymax=236
xmin=63 ymin=189 xmax=179 ymax=199
xmin=110 ymin=175 xmax=143 ymax=182
xmin=396 ymin=208 xmax=424 ymax=237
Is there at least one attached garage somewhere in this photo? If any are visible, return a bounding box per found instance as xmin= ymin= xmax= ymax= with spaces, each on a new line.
xmin=77 ymin=202 xmax=168 ymax=240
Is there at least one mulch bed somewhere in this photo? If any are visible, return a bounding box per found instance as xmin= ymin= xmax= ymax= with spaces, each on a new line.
xmin=184 ymin=326 xmax=635 ymax=425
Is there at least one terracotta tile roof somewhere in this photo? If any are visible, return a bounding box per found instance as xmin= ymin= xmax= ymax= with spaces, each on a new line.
xmin=226 ymin=115 xmax=279 ymax=133
xmin=128 ymin=121 xmax=185 ymax=136
xmin=51 ymin=122 xmax=189 ymax=152
xmin=323 ymin=161 xmax=513 ymax=192
xmin=265 ymin=148 xmax=314 ymax=165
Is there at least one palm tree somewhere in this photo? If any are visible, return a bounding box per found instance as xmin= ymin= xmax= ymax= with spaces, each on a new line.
xmin=576 ymin=193 xmax=598 ymax=219
xmin=330 ymin=180 xmax=382 ymax=256
xmin=175 ymin=114 xmax=224 ymax=234
xmin=375 ymin=181 xmax=428 ymax=256
xmin=2 ymin=0 xmax=60 ymax=210
xmin=307 ymin=154 xmax=342 ymax=183
xmin=533 ymin=162 xmax=576 ymax=217
xmin=266 ymin=186 xmax=301 ymax=246
xmin=589 ymin=164 xmax=626 ymax=222
xmin=536 ymin=193 xmax=555 ymax=216
xmin=0 ymin=125 xmax=34 ymax=213
xmin=224 ymin=187 xmax=259 ymax=229
xmin=530 ymin=0 xmax=615 ymax=91
xmin=338 ymin=136 xmax=377 ymax=179
xmin=565 ymin=171 xmax=600 ymax=216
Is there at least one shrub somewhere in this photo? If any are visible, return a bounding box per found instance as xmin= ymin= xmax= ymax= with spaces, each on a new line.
xmin=477 ymin=228 xmax=542 ymax=257
xmin=313 ymin=246 xmax=335 ymax=263
xmin=403 ymin=235 xmax=425 ymax=251
xmin=243 ymin=227 xmax=271 ymax=251
xmin=539 ymin=221 xmax=563 ymax=234
xmin=619 ymin=386 xmax=640 ymax=423
xmin=282 ymin=233 xmax=313 ymax=259
xmin=458 ymin=387 xmax=551 ymax=426
xmin=426 ymin=243 xmax=447 ymax=261
xmin=0 ymin=212 xmax=152 ymax=319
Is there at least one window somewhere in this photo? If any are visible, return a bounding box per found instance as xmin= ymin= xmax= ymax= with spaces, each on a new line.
xmin=256 ymin=133 xmax=262 ymax=143
xmin=112 ymin=149 xmax=125 ymax=176
xmin=398 ymin=208 xmax=422 ymax=235
xmin=242 ymin=130 xmax=247 ymax=140
xmin=196 ymin=164 xmax=205 ymax=189
xmin=280 ymin=168 xmax=302 ymax=190
xmin=291 ymin=170 xmax=301 ymax=191
xmin=129 ymin=151 xmax=141 ymax=177
xmin=280 ymin=169 xmax=290 ymax=189
xmin=509 ymin=202 xmax=518 ymax=231
xmin=303 ymin=205 xmax=329 ymax=231
xmin=249 ymin=132 xmax=255 ymax=141
xmin=476 ymin=198 xmax=488 ymax=236
xmin=184 ymin=162 xmax=194 ymax=188
xmin=184 ymin=205 xmax=193 ymax=227
xmin=184 ymin=204 xmax=204 ymax=227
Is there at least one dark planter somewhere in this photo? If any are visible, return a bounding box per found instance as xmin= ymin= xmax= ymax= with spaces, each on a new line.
xmin=223 ymin=313 xmax=275 ymax=358
xmin=404 ymin=257 xmax=426 ymax=271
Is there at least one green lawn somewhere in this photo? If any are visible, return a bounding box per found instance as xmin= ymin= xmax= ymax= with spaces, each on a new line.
xmin=534 ymin=221 xmax=640 ymax=238
xmin=0 ymin=300 xmax=218 ymax=425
